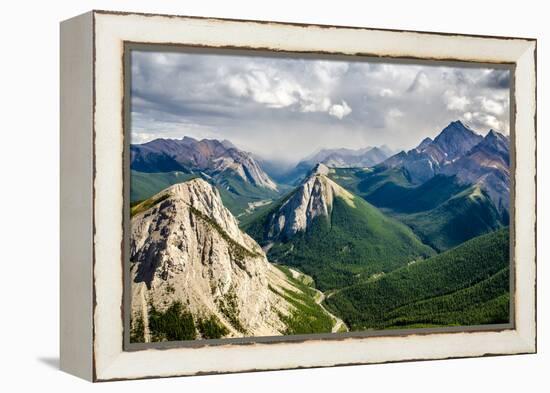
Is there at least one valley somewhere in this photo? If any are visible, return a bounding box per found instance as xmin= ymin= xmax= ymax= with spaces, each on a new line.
xmin=324 ymin=228 xmax=510 ymax=330
xmin=277 ymin=265 xmax=349 ymax=333
xmin=129 ymin=120 xmax=512 ymax=342
xmin=245 ymin=164 xmax=435 ymax=290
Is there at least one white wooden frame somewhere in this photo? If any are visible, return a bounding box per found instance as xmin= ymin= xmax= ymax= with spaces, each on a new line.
xmin=60 ymin=10 xmax=537 ymax=382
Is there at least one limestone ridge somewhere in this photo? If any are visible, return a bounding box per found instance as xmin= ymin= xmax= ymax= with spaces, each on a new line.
xmin=130 ymin=178 xmax=297 ymax=340
xmin=265 ymin=163 xmax=356 ymax=240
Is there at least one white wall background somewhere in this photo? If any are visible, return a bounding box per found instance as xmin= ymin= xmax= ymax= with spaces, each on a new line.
xmin=0 ymin=0 xmax=546 ymax=391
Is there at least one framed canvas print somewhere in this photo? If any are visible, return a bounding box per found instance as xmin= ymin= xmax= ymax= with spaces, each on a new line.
xmin=60 ymin=10 xmax=537 ymax=382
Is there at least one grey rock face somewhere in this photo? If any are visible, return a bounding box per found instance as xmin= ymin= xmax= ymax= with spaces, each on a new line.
xmin=381 ymin=121 xmax=510 ymax=214
xmin=383 ymin=144 xmax=444 ymax=184
xmin=130 ymin=178 xmax=297 ymax=341
xmin=432 ymin=120 xmax=484 ymax=161
xmin=442 ymin=130 xmax=510 ymax=212
xmin=416 ymin=137 xmax=433 ymax=151
xmin=265 ymin=167 xmax=356 ymax=240
xmin=131 ymin=137 xmax=278 ymax=191
xmin=382 ymin=121 xmax=484 ymax=184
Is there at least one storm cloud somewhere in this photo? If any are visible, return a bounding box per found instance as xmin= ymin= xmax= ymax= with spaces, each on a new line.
xmin=131 ymin=50 xmax=510 ymax=163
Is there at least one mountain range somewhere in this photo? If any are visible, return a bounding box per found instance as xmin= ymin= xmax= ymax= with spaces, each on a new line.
xmin=130 ymin=119 xmax=511 ymax=340
xmin=130 ymin=137 xmax=285 ymax=217
xmin=327 ymin=121 xmax=510 ymax=251
xmin=301 ymin=145 xmax=393 ymax=169
xmin=130 ymin=178 xmax=333 ymax=341
xmin=245 ymin=163 xmax=435 ymax=290
xmin=131 ymin=136 xmax=278 ymax=190
xmin=325 ymin=227 xmax=510 ymax=330
xmin=382 ymin=121 xmax=484 ymax=183
xmin=279 ymin=145 xmax=393 ymax=185
xmin=130 ymin=136 xmax=394 ymax=219
xmin=380 ymin=120 xmax=509 ymax=211
xmin=441 ymin=129 xmax=510 ymax=212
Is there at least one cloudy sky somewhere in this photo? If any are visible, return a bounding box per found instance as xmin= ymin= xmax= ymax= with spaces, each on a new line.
xmin=131 ymin=49 xmax=510 ymax=163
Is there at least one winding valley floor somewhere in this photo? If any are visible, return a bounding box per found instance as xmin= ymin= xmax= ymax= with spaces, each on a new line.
xmin=284 ymin=266 xmax=349 ymax=333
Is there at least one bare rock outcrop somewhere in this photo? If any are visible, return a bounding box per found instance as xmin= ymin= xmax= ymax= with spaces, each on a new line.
xmin=130 ymin=178 xmax=297 ymax=341
xmin=442 ymin=130 xmax=510 ymax=212
xmin=265 ymin=164 xmax=356 ymax=240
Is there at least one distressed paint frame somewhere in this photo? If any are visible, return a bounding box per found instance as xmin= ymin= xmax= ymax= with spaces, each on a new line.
xmin=60 ymin=10 xmax=536 ymax=382
xmin=122 ymin=43 xmax=518 ymax=351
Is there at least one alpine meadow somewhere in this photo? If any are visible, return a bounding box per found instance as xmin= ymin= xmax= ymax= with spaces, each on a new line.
xmin=127 ymin=48 xmax=512 ymax=343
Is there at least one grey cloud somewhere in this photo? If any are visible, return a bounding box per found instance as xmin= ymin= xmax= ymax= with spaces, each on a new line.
xmin=406 ymin=71 xmax=429 ymax=93
xmin=482 ymin=69 xmax=511 ymax=89
xmin=130 ymin=50 xmax=510 ymax=163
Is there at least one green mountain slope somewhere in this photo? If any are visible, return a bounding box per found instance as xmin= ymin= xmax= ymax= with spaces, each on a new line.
xmin=328 ymin=166 xmax=412 ymax=197
xmin=366 ymin=174 xmax=468 ymax=213
xmin=357 ymin=167 xmax=413 ymax=196
xmin=131 ymin=169 xmax=287 ymax=219
xmin=245 ymin=181 xmax=435 ymax=291
xmin=324 ymin=228 xmax=510 ymax=330
xmin=391 ymin=185 xmax=504 ymax=251
xmin=131 ymin=170 xmax=196 ymax=203
xmin=328 ymin=167 xmax=505 ymax=251
xmin=270 ymin=265 xmax=334 ymax=335
xmin=214 ymin=170 xmax=286 ymax=216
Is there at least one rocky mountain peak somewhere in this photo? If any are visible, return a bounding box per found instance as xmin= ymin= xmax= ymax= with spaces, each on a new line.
xmin=432 ymin=120 xmax=483 ymax=160
xmin=468 ymin=129 xmax=510 ymax=166
xmin=380 ymin=120 xmax=510 ymax=211
xmin=132 ymin=179 xmax=253 ymax=259
xmin=310 ymin=162 xmax=330 ymax=176
xmin=441 ymin=127 xmax=510 ymax=212
xmin=181 ymin=136 xmax=198 ymax=145
xmin=265 ymin=170 xmax=355 ymax=240
xmin=294 ymin=145 xmax=392 ymax=175
xmin=416 ymin=137 xmax=433 ymax=151
xmin=484 ymin=129 xmax=509 ymax=145
xmin=130 ymin=178 xmax=302 ymax=340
